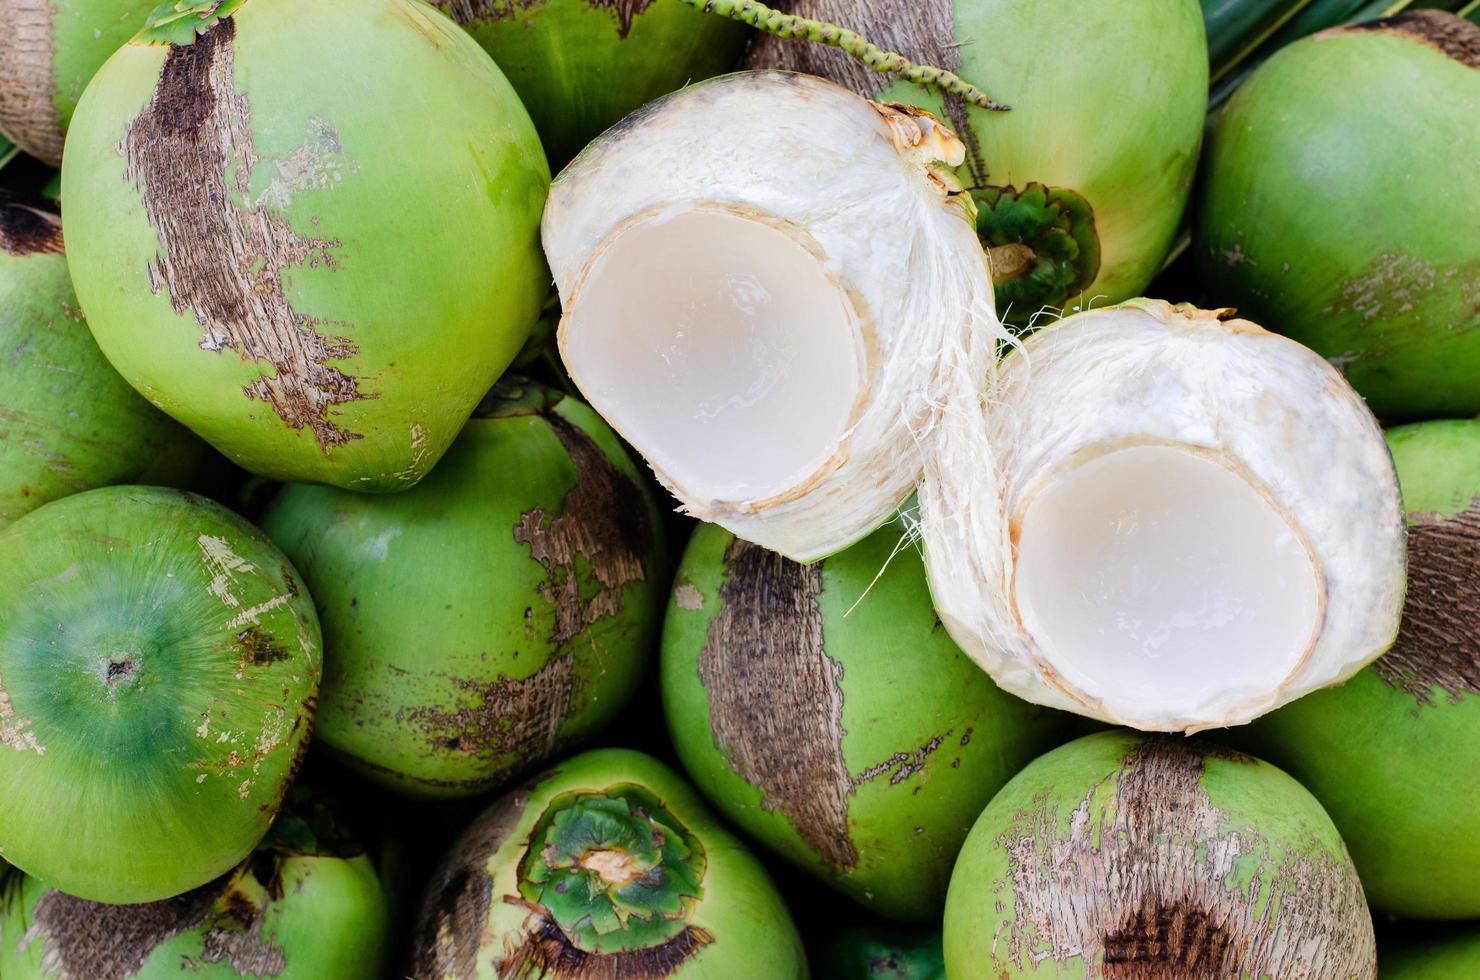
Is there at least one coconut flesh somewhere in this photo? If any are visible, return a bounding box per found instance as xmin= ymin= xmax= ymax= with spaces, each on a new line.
xmin=544 ymin=71 xmax=1406 ymax=732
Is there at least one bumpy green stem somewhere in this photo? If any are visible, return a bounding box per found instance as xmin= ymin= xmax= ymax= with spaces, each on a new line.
xmin=684 ymin=0 xmax=1009 ymax=110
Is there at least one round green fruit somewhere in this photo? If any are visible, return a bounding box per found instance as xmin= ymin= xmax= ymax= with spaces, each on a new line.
xmin=61 ymin=0 xmax=550 ymax=490
xmin=259 ymin=380 xmax=665 ymax=799
xmin=746 ymin=0 xmax=1207 ymax=325
xmin=435 ymin=0 xmax=747 ymax=167
xmin=409 ymin=747 xmax=807 ymax=978
xmin=0 ymin=785 xmax=391 ymax=979
xmin=1383 ymin=928 xmax=1480 ymax=979
xmin=1194 ymin=11 xmax=1480 ymax=420
xmin=943 ymin=730 xmax=1374 ymax=978
xmin=1240 ymin=419 xmax=1480 ymax=918
xmin=661 ymin=518 xmax=1066 ymax=921
xmin=0 ymin=0 xmax=149 ymax=165
xmin=0 ymin=197 xmax=203 ymax=528
xmin=0 ymin=485 xmax=321 ymax=904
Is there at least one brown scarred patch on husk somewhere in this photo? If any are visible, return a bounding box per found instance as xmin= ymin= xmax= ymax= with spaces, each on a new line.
xmin=0 ymin=0 xmax=65 ymax=165
xmin=1373 ymin=505 xmax=1480 ymax=707
xmin=699 ymin=538 xmax=857 ymax=872
xmin=0 ymin=198 xmax=63 ymax=256
xmin=497 ymin=903 xmax=713 ymax=979
xmin=744 ymin=0 xmax=987 ymax=184
xmin=122 ymin=20 xmax=369 ymax=450
xmin=1328 ymin=10 xmax=1480 ymax=68
xmin=995 ymin=737 xmax=1373 ymax=978
xmin=515 ymin=413 xmax=653 ymax=647
xmin=434 ymin=0 xmax=544 ymax=25
xmin=405 ymin=656 xmax=574 ymax=774
xmin=853 ymin=729 xmax=951 ymax=787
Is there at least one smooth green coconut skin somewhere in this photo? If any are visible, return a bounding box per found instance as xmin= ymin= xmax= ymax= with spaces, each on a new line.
xmin=943 ymin=730 xmax=1375 ymax=978
xmin=0 ymin=0 xmax=150 ymax=165
xmin=409 ymin=748 xmax=808 ymax=978
xmin=816 ymin=925 xmax=945 ymax=980
xmin=259 ymin=380 xmax=665 ymax=799
xmin=1194 ymin=11 xmax=1480 ymax=420
xmin=61 ymin=0 xmax=550 ymax=491
xmin=1240 ymin=419 xmax=1480 ymax=918
xmin=0 ymin=787 xmax=391 ymax=979
xmin=746 ymin=0 xmax=1207 ymax=325
xmin=435 ymin=0 xmax=747 ymax=167
xmin=0 ymin=486 xmax=322 ymax=904
xmin=661 ymin=519 xmax=1066 ymax=922
xmin=1382 ymin=928 xmax=1480 ymax=979
xmin=0 ymin=198 xmax=203 ymax=529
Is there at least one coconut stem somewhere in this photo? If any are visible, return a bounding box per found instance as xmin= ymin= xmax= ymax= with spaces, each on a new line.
xmin=686 ymin=0 xmax=1009 ymax=111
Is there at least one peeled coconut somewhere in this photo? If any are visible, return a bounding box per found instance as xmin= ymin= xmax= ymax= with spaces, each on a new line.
xmin=61 ymin=0 xmax=550 ymax=490
xmin=943 ymin=730 xmax=1375 ymax=979
xmin=0 ymin=486 xmax=321 ymax=904
xmin=1195 ymin=11 xmax=1480 ymax=420
xmin=433 ymin=0 xmax=747 ymax=167
xmin=0 ymin=0 xmax=148 ymax=165
xmin=409 ymin=748 xmax=807 ymax=979
xmin=1240 ymin=419 xmax=1480 ymax=918
xmin=745 ymin=0 xmax=1208 ymax=325
xmin=259 ymin=379 xmax=666 ymax=798
xmin=661 ymin=517 xmax=1066 ymax=921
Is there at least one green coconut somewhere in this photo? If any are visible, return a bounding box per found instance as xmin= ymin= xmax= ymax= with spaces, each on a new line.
xmin=259 ymin=379 xmax=665 ymax=799
xmin=0 ymin=0 xmax=150 ymax=165
xmin=661 ymin=518 xmax=1066 ymax=921
xmin=816 ymin=924 xmax=945 ymax=980
xmin=1383 ymin=927 xmax=1480 ymax=979
xmin=943 ymin=730 xmax=1375 ymax=978
xmin=434 ymin=0 xmax=747 ymax=167
xmin=0 ymin=785 xmax=391 ymax=979
xmin=1194 ymin=11 xmax=1480 ymax=420
xmin=60 ymin=0 xmax=550 ymax=490
xmin=409 ymin=747 xmax=806 ymax=978
xmin=0 ymin=197 xmax=203 ymax=528
xmin=1239 ymin=419 xmax=1480 ymax=918
xmin=0 ymin=485 xmax=321 ymax=904
xmin=745 ymin=0 xmax=1207 ymax=325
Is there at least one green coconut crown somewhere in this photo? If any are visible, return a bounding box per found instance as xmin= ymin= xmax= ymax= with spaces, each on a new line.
xmin=136 ymin=0 xmax=249 ymax=44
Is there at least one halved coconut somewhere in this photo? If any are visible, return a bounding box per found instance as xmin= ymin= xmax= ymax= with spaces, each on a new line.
xmin=918 ymin=300 xmax=1406 ymax=731
xmin=543 ymin=70 xmax=1006 ymax=561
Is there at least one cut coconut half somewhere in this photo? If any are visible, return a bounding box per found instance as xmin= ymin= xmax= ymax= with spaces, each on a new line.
xmin=544 ymin=71 xmax=1005 ymax=562
xmin=918 ymin=300 xmax=1406 ymax=731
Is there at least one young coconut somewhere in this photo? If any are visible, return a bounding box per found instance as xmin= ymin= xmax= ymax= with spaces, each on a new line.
xmin=0 ymin=786 xmax=392 ymax=979
xmin=0 ymin=486 xmax=321 ymax=904
xmin=917 ymin=299 xmax=1405 ymax=731
xmin=1239 ymin=419 xmax=1480 ymax=918
xmin=943 ymin=730 xmax=1375 ymax=978
xmin=61 ymin=0 xmax=550 ymax=490
xmin=543 ymin=70 xmax=1008 ymax=561
xmin=744 ymin=0 xmax=1208 ymax=325
xmin=259 ymin=379 xmax=666 ymax=799
xmin=661 ymin=517 xmax=1067 ymax=921
xmin=1383 ymin=928 xmax=1480 ymax=979
xmin=432 ymin=0 xmax=747 ymax=167
xmin=0 ymin=0 xmax=149 ymax=165
xmin=408 ymin=748 xmax=807 ymax=979
xmin=0 ymin=197 xmax=204 ymax=528
xmin=1195 ymin=11 xmax=1480 ymax=419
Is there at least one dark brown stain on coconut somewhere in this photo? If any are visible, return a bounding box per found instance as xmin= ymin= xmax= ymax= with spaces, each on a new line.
xmin=1328 ymin=10 xmax=1480 ymax=67
xmin=1373 ymin=504 xmax=1480 ymax=707
xmin=237 ymin=625 xmax=291 ymax=667
xmin=0 ymin=0 xmax=65 ymax=165
xmin=699 ymin=538 xmax=857 ymax=872
xmin=497 ymin=904 xmax=714 ymax=979
xmin=406 ymin=656 xmax=574 ymax=772
xmin=122 ymin=19 xmax=368 ymax=451
xmin=514 ymin=413 xmax=653 ymax=647
xmin=996 ymin=736 xmax=1373 ymax=978
xmin=434 ymin=0 xmax=652 ymax=37
xmin=0 ymin=198 xmax=63 ymax=256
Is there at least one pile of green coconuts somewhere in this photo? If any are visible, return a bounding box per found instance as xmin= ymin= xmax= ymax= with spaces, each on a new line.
xmin=0 ymin=0 xmax=1475 ymax=975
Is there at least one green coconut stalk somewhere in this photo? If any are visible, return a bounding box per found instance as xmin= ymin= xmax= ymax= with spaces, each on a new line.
xmin=0 ymin=0 xmax=151 ymax=166
xmin=661 ymin=517 xmax=1067 ymax=921
xmin=1383 ymin=927 xmax=1480 ymax=978
xmin=409 ymin=748 xmax=807 ymax=978
xmin=0 ymin=786 xmax=391 ymax=979
xmin=0 ymin=197 xmax=204 ymax=528
xmin=943 ymin=730 xmax=1375 ymax=978
xmin=744 ymin=0 xmax=1207 ymax=325
xmin=61 ymin=0 xmax=550 ymax=490
xmin=259 ymin=379 xmax=665 ymax=799
xmin=0 ymin=486 xmax=321 ymax=904
xmin=816 ymin=924 xmax=945 ymax=980
xmin=1195 ymin=11 xmax=1480 ymax=420
xmin=1239 ymin=419 xmax=1480 ymax=918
